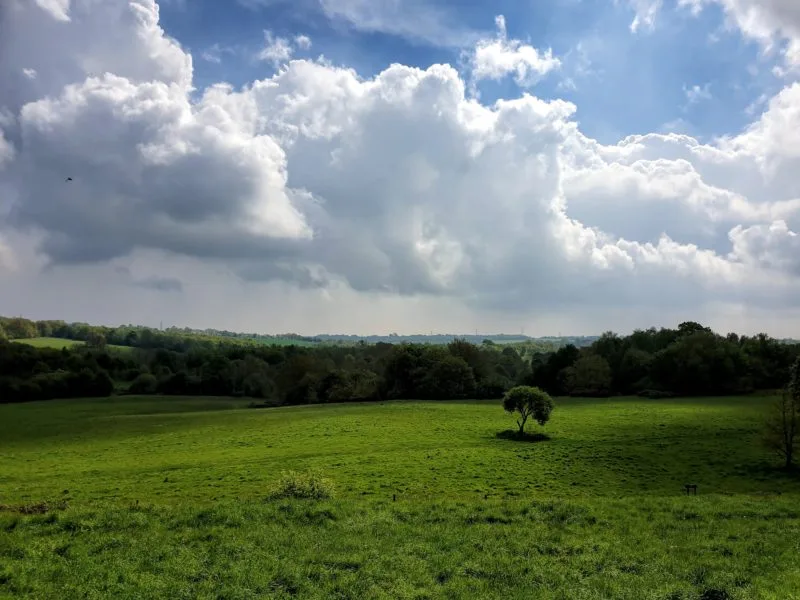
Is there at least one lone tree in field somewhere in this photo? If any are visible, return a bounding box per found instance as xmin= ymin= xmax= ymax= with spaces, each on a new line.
xmin=765 ymin=357 xmax=800 ymax=469
xmin=503 ymin=385 xmax=554 ymax=435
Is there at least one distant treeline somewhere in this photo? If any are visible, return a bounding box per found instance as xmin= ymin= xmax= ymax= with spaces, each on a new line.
xmin=0 ymin=342 xmax=116 ymax=402
xmin=1 ymin=318 xmax=798 ymax=404
xmin=312 ymin=333 xmax=598 ymax=347
xmin=0 ymin=315 xmax=592 ymax=353
xmin=0 ymin=316 xmax=308 ymax=352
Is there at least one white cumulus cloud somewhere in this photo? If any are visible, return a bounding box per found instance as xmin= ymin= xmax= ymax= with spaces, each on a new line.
xmin=33 ymin=0 xmax=71 ymax=21
xmin=2 ymin=0 xmax=800 ymax=332
xmin=257 ymin=31 xmax=312 ymax=66
xmin=684 ymin=83 xmax=712 ymax=104
xmin=201 ymin=43 xmax=233 ymax=64
xmin=470 ymin=15 xmax=560 ymax=87
xmin=627 ymin=0 xmax=662 ymax=32
xmin=257 ymin=31 xmax=293 ymax=66
xmin=634 ymin=0 xmax=800 ymax=68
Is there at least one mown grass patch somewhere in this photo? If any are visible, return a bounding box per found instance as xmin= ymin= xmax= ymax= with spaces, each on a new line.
xmin=12 ymin=337 xmax=132 ymax=352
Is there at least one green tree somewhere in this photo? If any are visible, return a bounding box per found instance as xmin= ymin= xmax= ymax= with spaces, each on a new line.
xmin=503 ymin=385 xmax=554 ymax=435
xmin=200 ymin=355 xmax=234 ymax=396
xmin=420 ymin=355 xmax=476 ymax=399
xmin=530 ymin=344 xmax=580 ymax=395
xmin=3 ymin=317 xmax=37 ymax=339
xmin=447 ymin=338 xmax=489 ymax=380
xmin=741 ymin=333 xmax=794 ymax=390
xmin=765 ymin=358 xmax=800 ymax=469
xmin=86 ymin=331 xmax=107 ymax=349
xmin=477 ymin=374 xmax=512 ymax=399
xmin=617 ymin=348 xmax=653 ymax=393
xmin=0 ymin=323 xmax=7 ymax=341
xmin=242 ymin=372 xmax=277 ymax=399
xmin=650 ymin=331 xmax=746 ymax=395
xmin=563 ymin=355 xmax=612 ymax=397
xmin=589 ymin=332 xmax=625 ymax=383
xmin=677 ymin=321 xmax=711 ymax=337
xmin=497 ymin=346 xmax=527 ymax=383
xmin=382 ymin=344 xmax=427 ymax=399
xmin=348 ymin=369 xmax=380 ymax=400
xmin=318 ymin=370 xmax=353 ymax=402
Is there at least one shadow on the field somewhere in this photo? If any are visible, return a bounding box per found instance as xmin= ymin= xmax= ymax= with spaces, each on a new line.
xmin=567 ymin=418 xmax=800 ymax=495
xmin=495 ymin=430 xmax=551 ymax=443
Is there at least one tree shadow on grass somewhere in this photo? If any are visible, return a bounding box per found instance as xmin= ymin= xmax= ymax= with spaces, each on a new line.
xmin=735 ymin=461 xmax=800 ymax=483
xmin=495 ymin=430 xmax=551 ymax=443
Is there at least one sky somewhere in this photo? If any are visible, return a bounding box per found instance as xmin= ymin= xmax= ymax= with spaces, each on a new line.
xmin=1 ymin=0 xmax=800 ymax=336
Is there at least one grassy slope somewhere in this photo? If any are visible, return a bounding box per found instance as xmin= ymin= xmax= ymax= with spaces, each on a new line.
xmin=12 ymin=337 xmax=132 ymax=352
xmin=1 ymin=396 xmax=799 ymax=599
xmin=12 ymin=337 xmax=85 ymax=349
xmin=14 ymin=335 xmax=318 ymax=350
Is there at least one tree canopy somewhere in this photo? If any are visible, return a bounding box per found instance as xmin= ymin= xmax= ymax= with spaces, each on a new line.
xmin=503 ymin=386 xmax=554 ymax=434
xmin=1 ymin=316 xmax=799 ymax=405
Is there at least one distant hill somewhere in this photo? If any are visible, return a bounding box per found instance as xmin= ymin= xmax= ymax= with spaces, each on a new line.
xmin=163 ymin=327 xmax=319 ymax=346
xmin=162 ymin=327 xmax=600 ymax=348
xmin=312 ymin=333 xmax=600 ymax=347
xmin=134 ymin=325 xmax=605 ymax=348
xmin=1 ymin=314 xmax=600 ymax=350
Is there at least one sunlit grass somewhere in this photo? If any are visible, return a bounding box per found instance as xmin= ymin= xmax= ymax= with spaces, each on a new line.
xmin=1 ymin=395 xmax=798 ymax=598
xmin=12 ymin=337 xmax=132 ymax=352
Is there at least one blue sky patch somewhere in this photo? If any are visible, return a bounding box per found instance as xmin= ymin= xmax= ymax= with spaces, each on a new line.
xmin=158 ymin=0 xmax=783 ymax=144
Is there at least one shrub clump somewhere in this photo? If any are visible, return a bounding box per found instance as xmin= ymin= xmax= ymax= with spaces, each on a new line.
xmin=267 ymin=471 xmax=335 ymax=500
xmin=129 ymin=373 xmax=158 ymax=394
xmin=637 ymin=389 xmax=675 ymax=399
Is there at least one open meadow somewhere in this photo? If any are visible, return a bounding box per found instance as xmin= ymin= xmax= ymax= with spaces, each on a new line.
xmin=1 ymin=396 xmax=800 ymax=599
xmin=11 ymin=338 xmax=132 ymax=353
xmin=11 ymin=337 xmax=88 ymax=350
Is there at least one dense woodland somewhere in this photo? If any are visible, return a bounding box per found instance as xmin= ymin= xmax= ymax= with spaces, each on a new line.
xmin=1 ymin=316 xmax=798 ymax=404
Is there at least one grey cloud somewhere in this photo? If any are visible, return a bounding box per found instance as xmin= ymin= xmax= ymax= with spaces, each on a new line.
xmin=134 ymin=276 xmax=183 ymax=292
xmin=5 ymin=71 xmax=309 ymax=266
xmin=113 ymin=264 xmax=183 ymax=292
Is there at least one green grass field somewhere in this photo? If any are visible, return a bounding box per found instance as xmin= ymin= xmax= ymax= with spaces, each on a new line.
xmin=1 ymin=396 xmax=799 ymax=598
xmin=12 ymin=337 xmax=132 ymax=352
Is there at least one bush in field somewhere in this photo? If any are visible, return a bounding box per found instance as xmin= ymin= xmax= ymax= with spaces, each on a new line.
xmin=267 ymin=470 xmax=335 ymax=500
xmin=129 ymin=373 xmax=158 ymax=394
